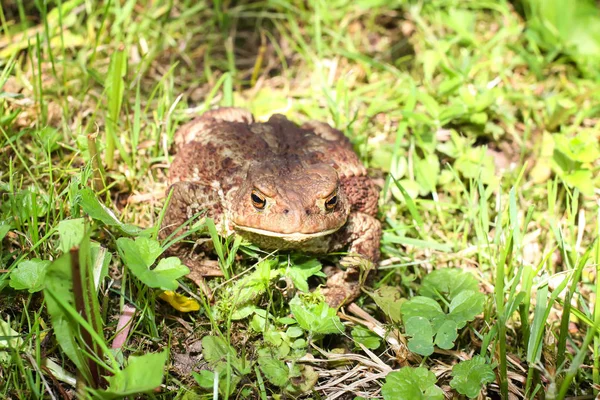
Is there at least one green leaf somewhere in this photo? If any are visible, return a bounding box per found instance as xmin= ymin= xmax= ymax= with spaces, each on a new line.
xmin=77 ymin=189 xmax=140 ymax=235
xmin=117 ymin=237 xmax=188 ymax=290
xmin=232 ymin=259 xmax=276 ymax=306
xmin=289 ymin=296 xmax=343 ymax=335
xmin=401 ymin=296 xmax=445 ymax=329
xmin=450 ymin=356 xmax=496 ymax=398
xmin=9 ymin=259 xmax=51 ymax=293
xmin=414 ymin=153 xmax=439 ymax=196
xmin=56 ymin=218 xmax=85 ymax=253
xmin=133 ymin=237 xmax=163 ymax=266
xmin=231 ymin=305 xmax=258 ymax=321
xmin=369 ymin=285 xmax=404 ymax=323
xmin=286 ymin=326 xmax=304 ymax=339
xmin=0 ymin=318 xmax=23 ymax=365
xmin=201 ymin=335 xmax=250 ymax=381
xmin=284 ymin=258 xmax=324 ymax=293
xmin=0 ymin=318 xmax=23 ymax=349
xmin=419 ymin=269 xmax=480 ymax=302
xmin=43 ymin=254 xmax=88 ymax=378
xmin=454 ymin=146 xmax=497 ymax=185
xmin=382 ymin=367 xmax=444 ymax=400
xmin=447 ymin=290 xmax=485 ymax=329
xmin=192 ymin=370 xmax=215 ymax=389
xmin=563 ymin=169 xmax=595 ymax=196
xmin=404 ymin=317 xmax=434 ymax=356
xmin=0 ymin=222 xmax=12 ymax=241
xmin=351 ymin=326 xmax=381 ymax=350
xmin=202 ymin=336 xmax=236 ymax=365
xmin=101 ymin=350 xmax=168 ymax=398
xmin=257 ymin=348 xmax=296 ymax=388
xmin=434 ymin=320 xmax=458 ymax=350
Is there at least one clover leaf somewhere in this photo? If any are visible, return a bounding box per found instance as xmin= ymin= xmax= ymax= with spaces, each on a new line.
xmin=447 ymin=290 xmax=485 ymax=329
xmin=419 ymin=268 xmax=479 ymax=302
xmin=401 ymin=287 xmax=484 ymax=356
xmin=404 ymin=317 xmax=435 ymax=356
xmin=382 ymin=367 xmax=444 ymax=400
xmin=450 ymin=356 xmax=496 ymax=398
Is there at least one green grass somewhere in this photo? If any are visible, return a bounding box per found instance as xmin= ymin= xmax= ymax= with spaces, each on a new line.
xmin=1 ymin=0 xmax=599 ymax=399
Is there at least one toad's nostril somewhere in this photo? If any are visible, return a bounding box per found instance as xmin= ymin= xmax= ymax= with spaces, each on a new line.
xmin=283 ymin=209 xmax=289 ymax=214
xmin=305 ymin=209 xmax=310 ymax=215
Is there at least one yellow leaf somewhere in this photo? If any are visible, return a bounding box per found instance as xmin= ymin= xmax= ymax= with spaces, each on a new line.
xmin=159 ymin=291 xmax=200 ymax=312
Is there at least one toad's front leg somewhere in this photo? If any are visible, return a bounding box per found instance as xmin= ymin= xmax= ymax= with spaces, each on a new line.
xmin=159 ymin=181 xmax=225 ymax=277
xmin=322 ymin=212 xmax=382 ymax=308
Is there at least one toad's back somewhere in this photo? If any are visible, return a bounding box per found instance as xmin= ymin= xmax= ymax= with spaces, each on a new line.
xmin=168 ymin=108 xmax=367 ymax=193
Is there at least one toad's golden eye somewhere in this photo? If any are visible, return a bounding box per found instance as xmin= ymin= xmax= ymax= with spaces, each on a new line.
xmin=324 ymin=192 xmax=338 ymax=211
xmin=251 ymin=190 xmax=267 ymax=210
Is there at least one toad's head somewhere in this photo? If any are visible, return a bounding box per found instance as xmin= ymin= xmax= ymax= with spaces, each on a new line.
xmin=229 ymin=160 xmax=350 ymax=242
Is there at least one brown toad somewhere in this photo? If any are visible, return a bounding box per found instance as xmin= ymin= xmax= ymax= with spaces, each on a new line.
xmin=160 ymin=107 xmax=381 ymax=306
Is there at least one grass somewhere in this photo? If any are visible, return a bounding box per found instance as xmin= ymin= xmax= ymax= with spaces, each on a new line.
xmin=1 ymin=0 xmax=599 ymax=399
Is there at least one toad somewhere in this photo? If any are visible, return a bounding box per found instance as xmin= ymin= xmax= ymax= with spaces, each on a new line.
xmin=160 ymin=107 xmax=381 ymax=307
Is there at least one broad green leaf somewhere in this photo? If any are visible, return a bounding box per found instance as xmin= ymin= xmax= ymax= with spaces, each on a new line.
xmin=369 ymin=285 xmax=404 ymax=323
xmin=44 ymin=254 xmax=88 ymax=378
xmin=77 ymin=189 xmax=140 ymax=235
xmin=286 ymin=326 xmax=304 ymax=339
xmin=454 ymin=147 xmax=497 ymax=185
xmin=382 ymin=367 xmax=444 ymax=400
xmin=250 ymin=314 xmax=267 ymax=332
xmin=233 ymin=259 xmax=277 ymax=306
xmin=0 ymin=222 xmax=12 ymax=241
xmin=419 ymin=269 xmax=479 ymax=302
xmin=101 ymin=350 xmax=168 ymax=398
xmin=257 ymin=348 xmax=297 ymax=388
xmin=283 ymin=258 xmax=324 ymax=293
xmin=9 ymin=259 xmax=51 ymax=293
xmin=563 ymin=170 xmax=595 ymax=196
xmin=404 ymin=316 xmax=434 ymax=356
xmin=351 ymin=326 xmax=381 ymax=350
xmin=201 ymin=335 xmax=250 ymax=380
xmin=134 ymin=237 xmax=163 ymax=267
xmin=450 ymin=356 xmax=496 ymax=398
xmin=0 ymin=318 xmax=23 ymax=364
xmin=56 ymin=218 xmax=86 ymax=253
xmin=192 ymin=370 xmax=215 ymax=389
xmin=289 ymin=296 xmax=343 ymax=335
xmin=447 ymin=290 xmax=485 ymax=329
xmin=117 ymin=238 xmax=188 ymax=290
xmin=434 ymin=320 xmax=458 ymax=350
xmin=554 ymin=130 xmax=600 ymax=163
xmin=231 ymin=305 xmax=258 ymax=321
xmin=401 ymin=296 xmax=445 ymax=330
xmin=0 ymin=318 xmax=23 ymax=348
xmin=202 ymin=336 xmax=236 ymax=365
xmin=414 ymin=153 xmax=439 ymax=196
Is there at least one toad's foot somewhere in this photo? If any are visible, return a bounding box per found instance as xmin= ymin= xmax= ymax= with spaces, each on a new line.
xmin=322 ymin=212 xmax=381 ymax=308
xmin=321 ymin=257 xmax=375 ymax=308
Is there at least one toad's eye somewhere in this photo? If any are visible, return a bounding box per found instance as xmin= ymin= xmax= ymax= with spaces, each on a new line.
xmin=251 ymin=190 xmax=267 ymax=210
xmin=325 ymin=192 xmax=338 ymax=211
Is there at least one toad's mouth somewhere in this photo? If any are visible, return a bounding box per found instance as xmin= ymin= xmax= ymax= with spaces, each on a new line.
xmin=232 ymin=224 xmax=341 ymax=240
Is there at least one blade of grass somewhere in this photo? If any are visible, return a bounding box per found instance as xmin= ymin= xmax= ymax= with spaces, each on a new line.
xmin=104 ymin=43 xmax=128 ymax=169
xmin=594 ymin=205 xmax=600 ymax=395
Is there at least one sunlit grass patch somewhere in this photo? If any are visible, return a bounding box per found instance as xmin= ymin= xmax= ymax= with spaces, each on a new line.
xmin=1 ymin=0 xmax=599 ymax=398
